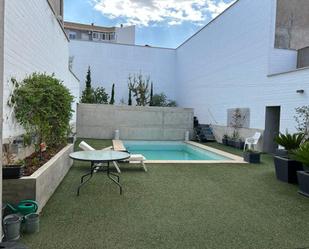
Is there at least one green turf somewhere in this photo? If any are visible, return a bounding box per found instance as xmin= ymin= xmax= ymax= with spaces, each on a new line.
xmin=21 ymin=139 xmax=309 ymax=249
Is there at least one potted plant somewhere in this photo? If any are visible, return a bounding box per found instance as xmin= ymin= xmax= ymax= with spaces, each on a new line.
xmin=243 ymin=148 xmax=261 ymax=164
xmin=293 ymin=142 xmax=309 ymax=197
xmin=273 ymin=132 xmax=304 ymax=184
xmin=234 ymin=138 xmax=245 ymax=150
xmin=2 ymin=141 xmax=24 ymax=179
xmin=222 ymin=134 xmax=228 ymax=145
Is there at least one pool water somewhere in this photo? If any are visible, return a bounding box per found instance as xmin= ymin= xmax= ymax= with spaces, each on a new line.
xmin=123 ymin=141 xmax=230 ymax=161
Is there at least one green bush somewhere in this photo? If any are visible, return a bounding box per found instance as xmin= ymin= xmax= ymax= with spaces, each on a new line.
xmin=274 ymin=132 xmax=304 ymax=153
xmin=152 ymin=93 xmax=177 ymax=107
xmin=8 ymin=73 xmax=74 ymax=149
xmin=94 ymin=87 xmax=109 ymax=104
xmin=293 ymin=142 xmax=309 ymax=167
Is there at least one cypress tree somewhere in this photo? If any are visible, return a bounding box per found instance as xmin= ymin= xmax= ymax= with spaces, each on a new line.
xmin=80 ymin=66 xmax=94 ymax=103
xmin=109 ymin=83 xmax=115 ymax=105
xmin=149 ymin=83 xmax=153 ymax=106
xmin=128 ymin=89 xmax=132 ymax=106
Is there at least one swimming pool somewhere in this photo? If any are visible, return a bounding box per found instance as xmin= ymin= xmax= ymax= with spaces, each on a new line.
xmin=123 ymin=141 xmax=242 ymax=163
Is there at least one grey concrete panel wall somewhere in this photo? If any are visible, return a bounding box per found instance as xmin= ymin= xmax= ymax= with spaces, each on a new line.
xmin=211 ymin=125 xmax=264 ymax=152
xmin=275 ymin=0 xmax=309 ymax=50
xmin=77 ymin=104 xmax=194 ymax=140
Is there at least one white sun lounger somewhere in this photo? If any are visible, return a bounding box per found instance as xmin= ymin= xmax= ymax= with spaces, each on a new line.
xmin=79 ymin=141 xmax=121 ymax=173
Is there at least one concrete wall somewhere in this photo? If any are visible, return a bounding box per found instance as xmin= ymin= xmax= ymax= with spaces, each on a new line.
xmin=0 ymin=0 xmax=4 ymax=240
xmin=3 ymin=0 xmax=80 ymax=139
xmin=275 ymin=0 xmax=309 ymax=50
xmin=69 ymin=40 xmax=176 ymax=104
xmin=77 ymin=104 xmax=194 ymax=140
xmin=3 ymin=144 xmax=73 ymax=212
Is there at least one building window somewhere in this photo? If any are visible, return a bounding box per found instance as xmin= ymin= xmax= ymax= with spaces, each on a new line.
xmin=110 ymin=32 xmax=115 ymax=41
xmin=100 ymin=33 xmax=106 ymax=40
xmin=69 ymin=32 xmax=76 ymax=40
xmin=92 ymin=32 xmax=99 ymax=40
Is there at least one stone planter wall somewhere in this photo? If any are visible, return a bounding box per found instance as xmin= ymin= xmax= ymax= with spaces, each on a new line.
xmin=3 ymin=144 xmax=74 ymax=212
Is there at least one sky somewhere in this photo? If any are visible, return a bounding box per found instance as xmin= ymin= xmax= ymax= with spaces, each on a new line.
xmin=64 ymin=0 xmax=236 ymax=48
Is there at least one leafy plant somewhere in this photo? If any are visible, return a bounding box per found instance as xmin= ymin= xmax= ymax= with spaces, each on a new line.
xmin=8 ymin=73 xmax=74 ymax=152
xmin=80 ymin=67 xmax=95 ymax=103
xmin=294 ymin=106 xmax=309 ymax=138
xmin=109 ymin=83 xmax=115 ymax=105
xmin=152 ymin=93 xmax=177 ymax=107
xmin=94 ymin=87 xmax=109 ymax=104
xmin=292 ymin=142 xmax=309 ymax=168
xmin=128 ymin=74 xmax=151 ymax=106
xmin=274 ymin=132 xmax=304 ymax=154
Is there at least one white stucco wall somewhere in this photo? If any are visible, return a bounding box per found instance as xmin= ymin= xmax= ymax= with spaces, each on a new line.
xmin=3 ymin=0 xmax=79 ymax=139
xmin=176 ymin=0 xmax=309 ymax=133
xmin=69 ymin=40 xmax=176 ymax=104
xmin=68 ymin=0 xmax=309 ymax=136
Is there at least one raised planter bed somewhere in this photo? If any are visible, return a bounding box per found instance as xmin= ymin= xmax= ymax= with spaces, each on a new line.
xmin=3 ymin=144 xmax=73 ymax=212
xmin=297 ymin=171 xmax=309 ymax=197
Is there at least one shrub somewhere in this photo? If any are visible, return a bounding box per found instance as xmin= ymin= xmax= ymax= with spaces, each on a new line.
xmin=94 ymin=87 xmax=109 ymax=104
xmin=8 ymin=73 xmax=74 ymax=149
xmin=294 ymin=106 xmax=309 ymax=138
xmin=274 ymin=132 xmax=304 ymax=154
xmin=293 ymin=142 xmax=309 ymax=168
xmin=152 ymin=93 xmax=177 ymax=107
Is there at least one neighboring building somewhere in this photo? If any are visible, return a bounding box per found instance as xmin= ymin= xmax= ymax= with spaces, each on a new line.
xmin=64 ymin=22 xmax=135 ymax=45
xmin=69 ymin=0 xmax=309 ymax=153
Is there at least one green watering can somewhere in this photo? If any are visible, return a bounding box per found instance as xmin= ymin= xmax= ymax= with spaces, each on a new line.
xmin=6 ymin=200 xmax=38 ymax=216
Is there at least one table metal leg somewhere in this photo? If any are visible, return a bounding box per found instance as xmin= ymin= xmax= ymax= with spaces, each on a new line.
xmin=77 ymin=162 xmax=95 ymax=196
xmin=107 ymin=162 xmax=122 ymax=195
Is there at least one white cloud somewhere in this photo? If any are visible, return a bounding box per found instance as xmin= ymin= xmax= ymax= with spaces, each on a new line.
xmin=92 ymin=0 xmax=236 ymax=27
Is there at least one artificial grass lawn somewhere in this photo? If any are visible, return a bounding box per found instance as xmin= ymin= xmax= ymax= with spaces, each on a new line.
xmin=22 ymin=139 xmax=309 ymax=249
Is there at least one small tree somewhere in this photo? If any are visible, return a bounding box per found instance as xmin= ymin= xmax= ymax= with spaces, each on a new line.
xmin=94 ymin=87 xmax=109 ymax=104
xmin=128 ymin=89 xmax=132 ymax=106
xmin=229 ymin=108 xmax=246 ymax=140
xmin=294 ymin=106 xmax=309 ymax=138
xmin=80 ymin=67 xmax=95 ymax=103
xmin=149 ymin=83 xmax=154 ymax=106
xmin=109 ymin=83 xmax=115 ymax=105
xmin=8 ymin=73 xmax=74 ymax=152
xmin=128 ymin=73 xmax=151 ymax=106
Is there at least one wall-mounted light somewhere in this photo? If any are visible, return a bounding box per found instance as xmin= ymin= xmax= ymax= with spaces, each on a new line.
xmin=296 ymin=89 xmax=305 ymax=94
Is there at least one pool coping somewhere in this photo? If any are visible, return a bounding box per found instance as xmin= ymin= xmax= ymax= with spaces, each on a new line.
xmin=121 ymin=140 xmax=246 ymax=164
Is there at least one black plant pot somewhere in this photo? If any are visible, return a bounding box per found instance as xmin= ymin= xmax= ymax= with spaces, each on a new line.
xmin=67 ymin=136 xmax=75 ymax=144
xmin=274 ymin=156 xmax=303 ymax=184
xmin=297 ymin=171 xmax=309 ymax=197
xmin=227 ymin=139 xmax=235 ymax=147
xmin=275 ymin=149 xmax=288 ymax=158
xmin=3 ymin=165 xmax=24 ymax=179
xmin=235 ymin=141 xmax=245 ymax=150
xmin=243 ymin=151 xmax=260 ymax=164
xmin=222 ymin=138 xmax=228 ymax=145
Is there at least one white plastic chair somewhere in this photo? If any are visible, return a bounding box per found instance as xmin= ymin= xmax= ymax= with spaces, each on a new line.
xmin=243 ymin=132 xmax=261 ymax=151
xmin=79 ymin=141 xmax=121 ymax=173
